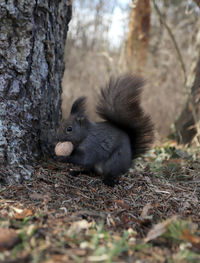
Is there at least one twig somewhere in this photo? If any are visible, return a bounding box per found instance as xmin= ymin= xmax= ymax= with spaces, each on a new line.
xmin=152 ymin=0 xmax=187 ymax=85
xmin=65 ymin=210 xmax=107 ymax=222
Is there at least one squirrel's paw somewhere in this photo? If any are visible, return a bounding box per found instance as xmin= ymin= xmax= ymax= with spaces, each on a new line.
xmin=103 ymin=176 xmax=119 ymax=187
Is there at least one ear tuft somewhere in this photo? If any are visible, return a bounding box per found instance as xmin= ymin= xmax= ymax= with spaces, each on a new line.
xmin=76 ymin=116 xmax=85 ymax=123
xmin=70 ymin=97 xmax=87 ymax=115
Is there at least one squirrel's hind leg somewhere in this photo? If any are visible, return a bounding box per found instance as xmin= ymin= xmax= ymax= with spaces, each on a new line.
xmin=101 ymin=148 xmax=132 ymax=187
xmin=103 ymin=174 xmax=119 ymax=187
xmin=94 ymin=162 xmax=119 ymax=187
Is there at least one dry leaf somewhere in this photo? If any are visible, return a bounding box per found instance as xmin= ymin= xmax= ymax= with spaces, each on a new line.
xmin=182 ymin=229 xmax=200 ymax=244
xmin=67 ymin=220 xmax=93 ymax=235
xmin=13 ymin=208 xmax=34 ymax=220
xmin=11 ymin=206 xmax=23 ymax=214
xmin=144 ymin=216 xmax=177 ymax=243
xmin=121 ymin=215 xmax=131 ymax=227
xmin=45 ymin=254 xmax=70 ymax=263
xmin=115 ymin=200 xmax=131 ymax=210
xmin=88 ymin=254 xmax=109 ymax=262
xmin=0 ymin=228 xmax=20 ymax=251
xmin=181 ymin=229 xmax=200 ymax=251
xmin=140 ymin=203 xmax=152 ymax=219
xmin=29 ymin=192 xmax=45 ymax=200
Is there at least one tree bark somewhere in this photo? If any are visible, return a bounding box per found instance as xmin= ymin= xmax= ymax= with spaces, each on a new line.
xmin=125 ymin=0 xmax=151 ymax=73
xmin=175 ymin=24 xmax=200 ymax=144
xmin=0 ymin=0 xmax=72 ymax=183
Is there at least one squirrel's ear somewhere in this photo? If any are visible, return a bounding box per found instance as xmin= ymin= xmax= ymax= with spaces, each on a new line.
xmin=70 ymin=97 xmax=87 ymax=115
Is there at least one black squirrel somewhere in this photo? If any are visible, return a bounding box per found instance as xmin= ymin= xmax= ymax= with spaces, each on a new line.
xmin=56 ymin=75 xmax=154 ymax=186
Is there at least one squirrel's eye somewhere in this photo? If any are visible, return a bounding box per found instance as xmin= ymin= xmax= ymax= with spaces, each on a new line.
xmin=67 ymin=126 xmax=72 ymax=132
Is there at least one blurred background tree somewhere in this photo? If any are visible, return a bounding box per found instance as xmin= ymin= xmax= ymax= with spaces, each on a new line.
xmin=175 ymin=20 xmax=200 ymax=145
xmin=125 ymin=0 xmax=151 ymax=73
xmin=62 ymin=0 xmax=200 ymax=144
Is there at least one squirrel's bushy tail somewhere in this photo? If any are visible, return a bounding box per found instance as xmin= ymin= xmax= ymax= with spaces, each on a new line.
xmin=96 ymin=75 xmax=154 ymax=159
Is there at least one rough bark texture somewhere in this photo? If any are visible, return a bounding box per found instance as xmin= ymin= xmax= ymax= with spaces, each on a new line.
xmin=125 ymin=0 xmax=151 ymax=73
xmin=175 ymin=25 xmax=200 ymax=144
xmin=0 ymin=0 xmax=72 ymax=183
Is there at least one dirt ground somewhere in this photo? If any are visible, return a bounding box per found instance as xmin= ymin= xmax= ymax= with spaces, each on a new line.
xmin=0 ymin=143 xmax=200 ymax=263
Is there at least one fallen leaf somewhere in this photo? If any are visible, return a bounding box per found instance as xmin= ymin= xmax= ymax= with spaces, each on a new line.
xmin=13 ymin=208 xmax=34 ymax=220
xmin=121 ymin=214 xmax=131 ymax=227
xmin=181 ymin=229 xmax=200 ymax=251
xmin=45 ymin=254 xmax=70 ymax=263
xmin=140 ymin=203 xmax=152 ymax=219
xmin=29 ymin=192 xmax=44 ymax=200
xmin=11 ymin=206 xmax=23 ymax=214
xmin=114 ymin=200 xmax=131 ymax=210
xmin=144 ymin=216 xmax=177 ymax=243
xmin=106 ymin=214 xmax=116 ymax=227
xmin=0 ymin=228 xmax=20 ymax=251
xmin=88 ymin=254 xmax=109 ymax=262
xmin=182 ymin=229 xmax=200 ymax=244
xmin=67 ymin=220 xmax=93 ymax=235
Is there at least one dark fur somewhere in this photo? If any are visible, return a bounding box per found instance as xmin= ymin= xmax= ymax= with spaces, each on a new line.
xmin=57 ymin=75 xmax=154 ymax=186
xmin=70 ymin=96 xmax=87 ymax=115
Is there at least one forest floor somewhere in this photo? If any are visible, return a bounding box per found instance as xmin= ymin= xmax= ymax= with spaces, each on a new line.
xmin=0 ymin=142 xmax=200 ymax=263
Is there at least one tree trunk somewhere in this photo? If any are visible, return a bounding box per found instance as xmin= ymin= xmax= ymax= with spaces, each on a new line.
xmin=175 ymin=25 xmax=200 ymax=144
xmin=125 ymin=0 xmax=151 ymax=73
xmin=193 ymin=0 xmax=200 ymax=8
xmin=0 ymin=0 xmax=72 ymax=184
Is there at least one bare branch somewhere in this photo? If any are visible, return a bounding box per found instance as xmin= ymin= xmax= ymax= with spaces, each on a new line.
xmin=152 ymin=0 xmax=187 ymax=84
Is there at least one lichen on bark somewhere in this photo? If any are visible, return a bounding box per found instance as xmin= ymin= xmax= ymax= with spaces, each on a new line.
xmin=0 ymin=0 xmax=72 ymax=184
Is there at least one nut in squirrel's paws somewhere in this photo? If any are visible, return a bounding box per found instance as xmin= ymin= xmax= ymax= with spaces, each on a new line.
xmin=55 ymin=141 xmax=73 ymax=156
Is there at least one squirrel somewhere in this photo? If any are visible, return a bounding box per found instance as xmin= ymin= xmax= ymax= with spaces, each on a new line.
xmin=56 ymin=75 xmax=154 ymax=187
